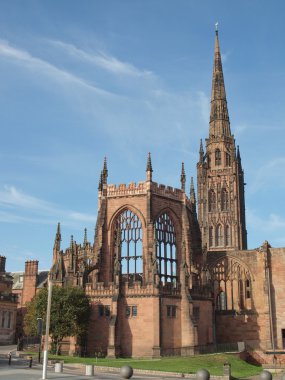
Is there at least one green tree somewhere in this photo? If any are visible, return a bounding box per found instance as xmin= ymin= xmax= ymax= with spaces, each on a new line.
xmin=24 ymin=286 xmax=91 ymax=355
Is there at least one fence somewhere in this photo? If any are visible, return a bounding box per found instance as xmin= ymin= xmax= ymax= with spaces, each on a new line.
xmin=19 ymin=336 xmax=41 ymax=351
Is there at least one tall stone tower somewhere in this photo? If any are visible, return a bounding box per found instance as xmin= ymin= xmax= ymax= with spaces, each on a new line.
xmin=197 ymin=28 xmax=247 ymax=252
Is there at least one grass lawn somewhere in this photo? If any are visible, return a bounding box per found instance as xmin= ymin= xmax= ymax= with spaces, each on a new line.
xmin=38 ymin=353 xmax=262 ymax=378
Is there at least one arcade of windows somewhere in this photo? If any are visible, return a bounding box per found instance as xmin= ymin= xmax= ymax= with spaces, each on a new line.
xmin=208 ymin=189 xmax=230 ymax=212
xmin=114 ymin=209 xmax=177 ymax=285
xmin=209 ymin=224 xmax=231 ymax=247
xmin=214 ymin=149 xmax=231 ymax=167
xmin=211 ymin=258 xmax=252 ymax=312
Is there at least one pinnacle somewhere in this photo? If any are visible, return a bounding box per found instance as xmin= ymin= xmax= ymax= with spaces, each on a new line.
xmin=103 ymin=156 xmax=108 ymax=184
xmin=146 ymin=152 xmax=153 ymax=172
xmin=180 ymin=162 xmax=186 ymax=191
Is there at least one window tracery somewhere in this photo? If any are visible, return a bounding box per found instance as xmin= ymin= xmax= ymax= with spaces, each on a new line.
xmin=215 ymin=149 xmax=221 ymax=166
xmin=114 ymin=209 xmax=143 ymax=283
xmin=208 ymin=190 xmax=216 ymax=212
xmin=155 ymin=213 xmax=177 ymax=285
xmin=216 ymin=224 xmax=223 ymax=246
xmin=210 ymin=257 xmax=252 ymax=312
xmin=225 ymin=225 xmax=231 ymax=246
xmin=221 ymin=189 xmax=229 ymax=211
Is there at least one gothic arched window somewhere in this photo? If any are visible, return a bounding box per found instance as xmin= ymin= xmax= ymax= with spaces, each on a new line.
xmin=216 ymin=224 xmax=223 ymax=247
xmin=210 ymin=257 xmax=252 ymax=312
xmin=215 ymin=149 xmax=221 ymax=166
xmin=208 ymin=190 xmax=216 ymax=212
xmin=114 ymin=209 xmax=143 ymax=282
xmin=225 ymin=225 xmax=231 ymax=246
xmin=221 ymin=189 xmax=229 ymax=211
xmin=155 ymin=213 xmax=177 ymax=285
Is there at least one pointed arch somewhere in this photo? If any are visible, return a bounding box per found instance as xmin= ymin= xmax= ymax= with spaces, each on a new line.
xmin=155 ymin=212 xmax=177 ymax=285
xmin=216 ymin=224 xmax=223 ymax=246
xmin=108 ymin=204 xmax=146 ymax=230
xmin=208 ymin=189 xmax=216 ymax=212
xmin=113 ymin=209 xmax=143 ymax=283
xmin=215 ymin=149 xmax=221 ymax=166
xmin=225 ymin=225 xmax=231 ymax=246
xmin=221 ymin=188 xmax=229 ymax=211
xmin=208 ymin=255 xmax=254 ymax=311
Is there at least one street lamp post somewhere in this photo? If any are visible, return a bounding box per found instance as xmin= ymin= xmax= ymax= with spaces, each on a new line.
xmin=37 ymin=317 xmax=43 ymax=364
xmin=42 ymin=279 xmax=53 ymax=380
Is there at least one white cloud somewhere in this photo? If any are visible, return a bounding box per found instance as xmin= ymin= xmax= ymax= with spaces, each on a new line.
xmin=49 ymin=40 xmax=153 ymax=78
xmin=0 ymin=39 xmax=116 ymax=98
xmin=0 ymin=185 xmax=96 ymax=227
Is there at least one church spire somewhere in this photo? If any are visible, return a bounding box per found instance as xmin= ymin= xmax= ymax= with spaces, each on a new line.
xmin=209 ymin=26 xmax=231 ymax=138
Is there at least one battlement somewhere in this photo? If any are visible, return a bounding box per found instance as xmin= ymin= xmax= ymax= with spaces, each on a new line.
xmin=105 ymin=180 xmax=186 ymax=202
xmin=107 ymin=182 xmax=146 ymax=197
xmin=85 ymin=282 xmax=117 ymax=297
xmin=151 ymin=182 xmax=184 ymax=201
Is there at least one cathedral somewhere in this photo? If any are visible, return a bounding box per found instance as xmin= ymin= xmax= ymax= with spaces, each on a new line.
xmin=49 ymin=30 xmax=285 ymax=361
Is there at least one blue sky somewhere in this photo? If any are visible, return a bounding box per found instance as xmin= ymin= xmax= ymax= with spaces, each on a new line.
xmin=0 ymin=1 xmax=285 ymax=272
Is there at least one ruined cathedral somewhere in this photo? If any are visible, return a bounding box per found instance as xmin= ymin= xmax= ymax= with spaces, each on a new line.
xmin=50 ymin=31 xmax=285 ymax=361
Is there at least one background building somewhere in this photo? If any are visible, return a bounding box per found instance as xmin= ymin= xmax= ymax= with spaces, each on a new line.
xmin=0 ymin=256 xmax=17 ymax=344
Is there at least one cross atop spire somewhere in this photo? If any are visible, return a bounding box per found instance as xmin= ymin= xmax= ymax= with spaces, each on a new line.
xmin=209 ymin=27 xmax=232 ymax=138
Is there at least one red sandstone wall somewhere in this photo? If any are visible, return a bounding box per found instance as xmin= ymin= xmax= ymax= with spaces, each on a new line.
xmin=194 ymin=300 xmax=213 ymax=346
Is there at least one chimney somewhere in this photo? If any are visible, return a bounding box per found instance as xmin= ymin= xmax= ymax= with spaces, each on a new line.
xmin=0 ymin=256 xmax=6 ymax=273
xmin=24 ymin=260 xmax=39 ymax=276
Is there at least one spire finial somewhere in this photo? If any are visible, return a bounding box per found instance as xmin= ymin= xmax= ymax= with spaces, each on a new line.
xmin=180 ymin=162 xmax=186 ymax=192
xmin=215 ymin=22 xmax=219 ymax=34
xmin=146 ymin=152 xmax=153 ymax=181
